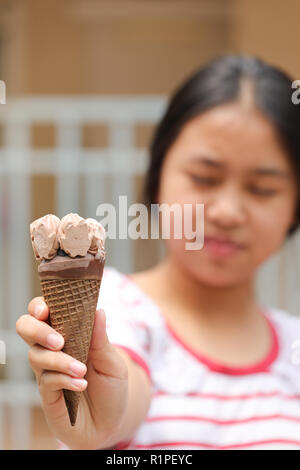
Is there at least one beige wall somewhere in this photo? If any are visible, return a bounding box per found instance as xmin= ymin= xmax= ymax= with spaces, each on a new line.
xmin=230 ymin=0 xmax=300 ymax=78
xmin=2 ymin=0 xmax=299 ymax=94
xmin=2 ymin=0 xmax=230 ymax=94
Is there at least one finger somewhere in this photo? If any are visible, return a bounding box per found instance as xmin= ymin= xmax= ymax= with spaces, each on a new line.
xmin=88 ymin=309 xmax=127 ymax=380
xmin=39 ymin=371 xmax=87 ymax=407
xmin=28 ymin=345 xmax=87 ymax=378
xmin=28 ymin=297 xmax=49 ymax=321
xmin=89 ymin=308 xmax=110 ymax=352
xmin=16 ymin=314 xmax=64 ymax=350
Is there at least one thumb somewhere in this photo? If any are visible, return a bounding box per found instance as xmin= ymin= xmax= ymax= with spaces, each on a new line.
xmin=88 ymin=309 xmax=126 ymax=379
xmin=90 ymin=308 xmax=109 ymax=352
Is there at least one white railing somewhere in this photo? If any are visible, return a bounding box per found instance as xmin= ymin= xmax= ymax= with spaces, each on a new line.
xmin=0 ymin=96 xmax=299 ymax=449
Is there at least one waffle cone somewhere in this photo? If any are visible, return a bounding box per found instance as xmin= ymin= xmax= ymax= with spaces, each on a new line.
xmin=40 ymin=277 xmax=101 ymax=426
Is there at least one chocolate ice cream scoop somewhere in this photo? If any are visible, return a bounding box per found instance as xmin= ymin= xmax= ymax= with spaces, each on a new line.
xmin=30 ymin=214 xmax=60 ymax=260
xmin=58 ymin=213 xmax=91 ymax=257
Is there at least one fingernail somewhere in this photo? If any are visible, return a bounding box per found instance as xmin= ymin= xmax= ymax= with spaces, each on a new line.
xmin=69 ymin=361 xmax=86 ymax=377
xmin=47 ymin=333 xmax=64 ymax=350
xmin=70 ymin=378 xmax=87 ymax=390
xmin=99 ymin=309 xmax=105 ymax=320
xmin=35 ymin=304 xmax=44 ymax=318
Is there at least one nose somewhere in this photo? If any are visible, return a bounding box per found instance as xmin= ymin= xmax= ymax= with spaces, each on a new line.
xmin=205 ymin=186 xmax=247 ymax=229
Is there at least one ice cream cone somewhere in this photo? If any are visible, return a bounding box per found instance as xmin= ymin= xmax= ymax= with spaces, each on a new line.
xmin=38 ymin=252 xmax=105 ymax=426
xmin=40 ymin=277 xmax=101 ymax=425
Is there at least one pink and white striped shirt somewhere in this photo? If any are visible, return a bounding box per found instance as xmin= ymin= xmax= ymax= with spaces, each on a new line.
xmin=98 ymin=266 xmax=300 ymax=450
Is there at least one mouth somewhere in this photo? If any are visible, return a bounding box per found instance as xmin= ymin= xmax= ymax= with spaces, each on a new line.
xmin=204 ymin=236 xmax=246 ymax=257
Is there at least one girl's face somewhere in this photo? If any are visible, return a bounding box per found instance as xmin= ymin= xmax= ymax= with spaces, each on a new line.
xmin=157 ymin=102 xmax=299 ymax=287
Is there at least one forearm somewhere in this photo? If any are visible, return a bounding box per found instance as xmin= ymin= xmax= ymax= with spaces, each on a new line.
xmin=100 ymin=347 xmax=152 ymax=449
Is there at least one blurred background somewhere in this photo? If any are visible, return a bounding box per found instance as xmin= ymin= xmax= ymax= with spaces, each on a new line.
xmin=0 ymin=0 xmax=299 ymax=450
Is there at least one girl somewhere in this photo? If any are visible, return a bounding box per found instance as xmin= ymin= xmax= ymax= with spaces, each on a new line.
xmin=17 ymin=55 xmax=300 ymax=450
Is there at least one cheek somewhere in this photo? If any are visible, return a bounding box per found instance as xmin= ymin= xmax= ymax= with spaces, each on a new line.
xmin=249 ymin=197 xmax=295 ymax=265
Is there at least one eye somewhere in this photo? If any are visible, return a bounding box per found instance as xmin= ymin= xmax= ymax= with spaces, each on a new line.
xmin=190 ymin=175 xmax=218 ymax=185
xmin=249 ymin=186 xmax=278 ymax=196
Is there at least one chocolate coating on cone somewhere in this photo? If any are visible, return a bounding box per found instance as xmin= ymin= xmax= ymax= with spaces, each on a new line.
xmin=38 ymin=252 xmax=105 ymax=280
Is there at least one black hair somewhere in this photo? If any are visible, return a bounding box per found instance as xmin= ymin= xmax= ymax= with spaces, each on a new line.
xmin=143 ymin=55 xmax=300 ymax=237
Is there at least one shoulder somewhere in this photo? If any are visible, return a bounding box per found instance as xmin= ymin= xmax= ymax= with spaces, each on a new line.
xmin=266 ymin=306 xmax=300 ymax=340
xmin=265 ymin=306 xmax=300 ymax=367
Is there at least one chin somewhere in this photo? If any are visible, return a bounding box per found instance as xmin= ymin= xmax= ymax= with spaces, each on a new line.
xmin=188 ymin=264 xmax=250 ymax=288
xmin=198 ymin=275 xmax=241 ymax=288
